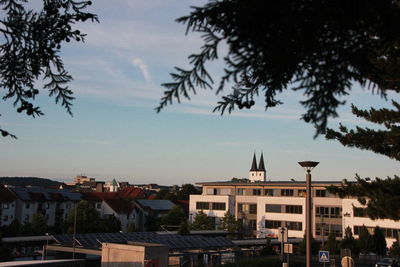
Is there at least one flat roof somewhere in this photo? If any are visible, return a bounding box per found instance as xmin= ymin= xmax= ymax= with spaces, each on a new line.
xmin=196 ymin=180 xmax=344 ymax=186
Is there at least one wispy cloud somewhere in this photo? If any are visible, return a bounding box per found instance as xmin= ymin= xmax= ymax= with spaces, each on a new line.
xmin=132 ymin=58 xmax=151 ymax=82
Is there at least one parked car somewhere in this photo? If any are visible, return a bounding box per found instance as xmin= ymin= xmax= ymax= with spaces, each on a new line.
xmin=375 ymin=258 xmax=399 ymax=267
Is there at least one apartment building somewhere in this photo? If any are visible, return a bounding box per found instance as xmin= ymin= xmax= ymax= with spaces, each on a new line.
xmin=189 ymin=153 xmax=400 ymax=247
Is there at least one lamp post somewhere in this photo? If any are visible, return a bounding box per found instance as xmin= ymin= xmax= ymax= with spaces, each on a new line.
xmin=298 ymin=161 xmax=319 ymax=267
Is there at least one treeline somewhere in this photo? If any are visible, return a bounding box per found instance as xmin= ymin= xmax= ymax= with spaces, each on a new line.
xmin=0 ymin=177 xmax=64 ymax=187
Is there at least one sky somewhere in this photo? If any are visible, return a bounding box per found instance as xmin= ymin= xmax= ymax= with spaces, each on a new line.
xmin=0 ymin=0 xmax=399 ymax=185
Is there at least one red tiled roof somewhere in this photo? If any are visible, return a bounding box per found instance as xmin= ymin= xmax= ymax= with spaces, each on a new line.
xmin=104 ymin=198 xmax=134 ymax=214
xmin=81 ymin=192 xmax=118 ymax=202
xmin=0 ymin=185 xmax=17 ymax=202
xmin=147 ymin=194 xmax=157 ymax=200
xmin=117 ymin=187 xmax=146 ymax=199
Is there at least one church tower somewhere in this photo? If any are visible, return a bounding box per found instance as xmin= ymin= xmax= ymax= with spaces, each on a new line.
xmin=249 ymin=152 xmax=266 ymax=182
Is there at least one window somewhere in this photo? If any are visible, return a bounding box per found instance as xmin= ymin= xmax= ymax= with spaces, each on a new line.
xmin=249 ymin=204 xmax=257 ymax=214
xmin=25 ymin=203 xmax=30 ymax=209
xmin=285 ymin=205 xmax=302 ymax=214
xmin=316 ymin=206 xmax=330 ymax=217
xmin=196 ymin=202 xmax=210 ymax=210
xmin=253 ymin=189 xmax=261 ymax=196
xmin=3 ymin=203 xmax=9 ymax=209
xmin=237 ymin=188 xmax=244 ymax=195
xmin=298 ymin=190 xmax=306 ymax=197
xmin=265 ymin=204 xmax=281 ymax=213
xmin=286 ymin=221 xmax=302 ymax=231
xmin=264 ymin=189 xmax=274 ymax=196
xmin=96 ymin=203 xmax=102 ymax=209
xmin=265 ymin=220 xmax=281 ymax=229
xmin=212 ymin=202 xmax=226 ymax=210
xmin=3 ymin=216 xmax=8 ymax=222
xmin=220 ymin=188 xmax=231 ymax=195
xmin=281 ymin=189 xmax=294 ymax=196
xmin=316 ymin=190 xmax=326 ymax=197
xmin=330 ymin=207 xmax=342 ymax=218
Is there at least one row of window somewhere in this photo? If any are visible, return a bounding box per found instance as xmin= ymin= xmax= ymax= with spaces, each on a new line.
xmin=265 ymin=204 xmax=303 ymax=214
xmin=315 ymin=223 xmax=342 ymax=237
xmin=315 ymin=206 xmax=342 ymax=218
xmin=265 ymin=220 xmax=303 ymax=231
xmin=196 ymin=202 xmax=226 ymax=211
xmin=206 ymin=187 xmax=328 ymax=197
xmin=238 ymin=203 xmax=257 ymax=214
xmin=354 ymin=225 xmax=400 ymax=238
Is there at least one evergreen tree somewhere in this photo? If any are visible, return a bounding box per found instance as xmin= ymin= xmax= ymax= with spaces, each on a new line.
xmin=358 ymin=225 xmax=373 ymax=254
xmin=157 ymin=0 xmax=399 ymax=137
xmin=65 ymin=200 xmax=100 ymax=234
xmin=160 ymin=205 xmax=186 ymax=230
xmin=325 ymin=231 xmax=339 ymax=255
xmin=176 ymin=184 xmax=200 ymax=200
xmin=177 ymin=220 xmax=190 ymax=235
xmin=190 ymin=211 xmax=215 ymax=230
xmin=218 ymin=212 xmax=241 ymax=233
xmin=0 ymin=0 xmax=98 ymax=138
xmin=341 ymin=226 xmax=358 ymax=254
xmin=373 ymin=226 xmax=387 ymax=256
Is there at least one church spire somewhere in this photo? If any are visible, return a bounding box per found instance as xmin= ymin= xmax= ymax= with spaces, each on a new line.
xmin=250 ymin=153 xmax=258 ymax=171
xmin=258 ymin=153 xmax=266 ymax=171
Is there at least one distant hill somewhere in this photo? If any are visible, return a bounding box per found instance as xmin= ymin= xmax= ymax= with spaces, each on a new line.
xmin=0 ymin=177 xmax=65 ymax=187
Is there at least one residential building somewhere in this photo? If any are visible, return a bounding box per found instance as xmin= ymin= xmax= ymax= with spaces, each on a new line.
xmin=0 ymin=185 xmax=17 ymax=226
xmin=81 ymin=192 xmax=138 ymax=232
xmin=10 ymin=187 xmax=81 ymax=227
xmin=135 ymin=199 xmax=175 ymax=231
xmin=189 ymin=153 xmax=400 ymax=247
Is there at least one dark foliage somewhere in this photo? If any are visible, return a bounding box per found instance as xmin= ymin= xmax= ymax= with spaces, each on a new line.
xmin=157 ymin=0 xmax=399 ymax=136
xmin=0 ymin=176 xmax=64 ymax=187
xmin=328 ymin=175 xmax=400 ymax=221
xmin=0 ymin=0 xmax=98 ymax=138
xmin=373 ymin=226 xmax=387 ymax=256
xmin=326 ymin=101 xmax=400 ymax=161
xmin=176 ymin=184 xmax=200 ymax=200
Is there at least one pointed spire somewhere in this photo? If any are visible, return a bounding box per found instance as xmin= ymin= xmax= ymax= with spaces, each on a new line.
xmin=250 ymin=153 xmax=258 ymax=171
xmin=258 ymin=153 xmax=266 ymax=171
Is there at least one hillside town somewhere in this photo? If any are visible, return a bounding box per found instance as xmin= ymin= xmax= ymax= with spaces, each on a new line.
xmin=0 ymin=154 xmax=399 ymax=266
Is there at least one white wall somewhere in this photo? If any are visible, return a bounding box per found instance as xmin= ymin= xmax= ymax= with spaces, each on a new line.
xmin=189 ymin=195 xmax=233 ymax=223
xmin=342 ymin=198 xmax=399 ymax=247
xmin=257 ymin=196 xmax=306 ymax=238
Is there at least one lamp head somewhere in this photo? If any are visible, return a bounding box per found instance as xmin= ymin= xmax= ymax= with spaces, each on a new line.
xmin=298 ymin=161 xmax=319 ymax=172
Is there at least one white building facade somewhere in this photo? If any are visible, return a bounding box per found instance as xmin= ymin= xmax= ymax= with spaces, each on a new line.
xmin=189 ymin=153 xmax=400 ymax=247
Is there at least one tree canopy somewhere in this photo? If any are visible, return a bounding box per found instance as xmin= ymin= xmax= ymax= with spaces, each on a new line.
xmin=0 ymin=0 xmax=97 ymax=138
xmin=157 ymin=0 xmax=399 ymax=136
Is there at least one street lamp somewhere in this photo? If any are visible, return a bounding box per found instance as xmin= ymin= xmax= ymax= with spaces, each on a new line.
xmin=298 ymin=161 xmax=319 ymax=267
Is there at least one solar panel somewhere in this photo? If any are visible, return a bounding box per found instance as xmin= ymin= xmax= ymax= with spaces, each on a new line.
xmin=52 ymin=232 xmax=235 ymax=251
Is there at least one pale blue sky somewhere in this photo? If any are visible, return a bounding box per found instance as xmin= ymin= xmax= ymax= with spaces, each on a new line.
xmin=0 ymin=0 xmax=399 ymax=185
